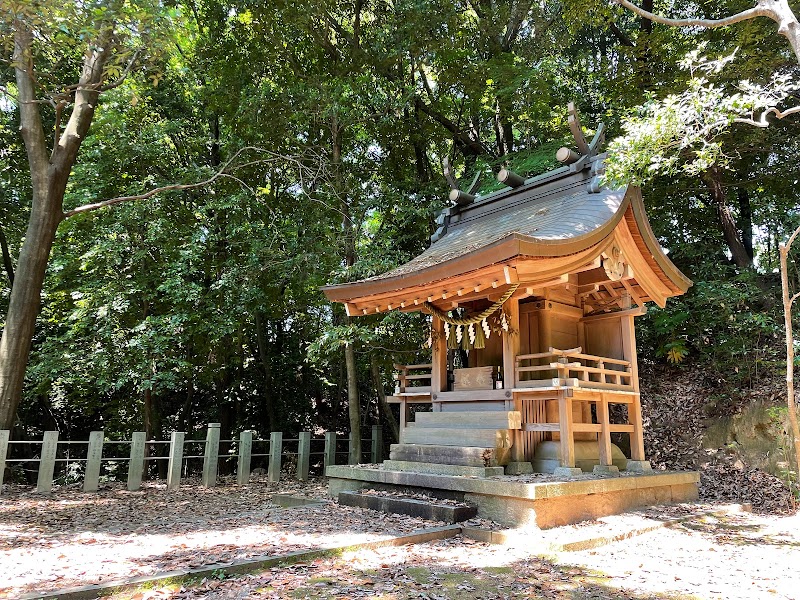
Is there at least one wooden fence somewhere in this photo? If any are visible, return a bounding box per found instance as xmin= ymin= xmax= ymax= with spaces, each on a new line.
xmin=0 ymin=425 xmax=384 ymax=495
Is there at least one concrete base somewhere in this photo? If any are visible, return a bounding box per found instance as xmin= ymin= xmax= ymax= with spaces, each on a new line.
xmin=338 ymin=491 xmax=477 ymax=523
xmin=553 ymin=467 xmax=583 ymax=477
xmin=382 ymin=460 xmax=504 ymax=478
xmin=532 ymin=440 xmax=627 ymax=473
xmin=505 ymin=461 xmax=534 ymax=475
xmin=326 ymin=465 xmax=699 ymax=529
xmin=592 ymin=465 xmax=621 ymax=477
xmin=626 ymin=460 xmax=654 ymax=473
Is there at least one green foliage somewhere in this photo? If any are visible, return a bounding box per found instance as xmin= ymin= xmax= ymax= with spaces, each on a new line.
xmin=3 ymin=0 xmax=800 ymax=447
xmin=639 ymin=269 xmax=783 ymax=382
xmin=605 ymin=47 xmax=797 ymax=187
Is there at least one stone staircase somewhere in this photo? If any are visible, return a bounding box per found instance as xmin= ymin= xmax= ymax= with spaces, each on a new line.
xmin=386 ymin=411 xmax=521 ymax=476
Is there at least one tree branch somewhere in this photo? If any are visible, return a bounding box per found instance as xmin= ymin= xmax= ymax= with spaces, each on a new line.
xmin=51 ymin=25 xmax=115 ymax=168
xmin=606 ymin=20 xmax=634 ymax=47
xmin=613 ymin=0 xmax=772 ymax=29
xmin=62 ymin=147 xmax=308 ymax=219
xmin=98 ymin=47 xmax=145 ymax=92
xmin=734 ymin=104 xmax=800 ymax=127
xmin=13 ymin=19 xmax=49 ymax=183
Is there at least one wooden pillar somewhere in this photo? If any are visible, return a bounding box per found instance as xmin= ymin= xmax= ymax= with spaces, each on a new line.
xmin=268 ymin=432 xmax=283 ymax=482
xmin=167 ymin=431 xmax=184 ymax=490
xmin=298 ymin=431 xmax=311 ymax=481
xmin=236 ymin=430 xmax=253 ymax=485
xmin=621 ymin=315 xmax=645 ymax=460
xmin=128 ymin=432 xmax=145 ymax=491
xmin=502 ymin=298 xmax=524 ymax=461
xmin=83 ymin=431 xmax=104 ymax=492
xmin=502 ymin=297 xmax=520 ymax=387
xmin=431 ymin=316 xmax=448 ymax=397
xmin=323 ymin=431 xmax=336 ymax=468
xmin=202 ymin=423 xmax=221 ymax=487
xmin=597 ymin=394 xmax=612 ymax=466
xmin=370 ymin=425 xmax=383 ymax=463
xmin=0 ymin=430 xmax=9 ymax=495
xmin=557 ymin=392 xmax=575 ymax=467
xmin=37 ymin=431 xmax=58 ymax=494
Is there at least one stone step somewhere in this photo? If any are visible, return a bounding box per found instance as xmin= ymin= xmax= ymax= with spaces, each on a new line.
xmin=414 ymin=411 xmax=521 ymax=430
xmin=382 ymin=460 xmax=505 ymax=477
xmin=389 ymin=443 xmax=507 ymax=467
xmin=401 ymin=427 xmax=512 ymax=448
xmin=338 ymin=491 xmax=477 ymax=523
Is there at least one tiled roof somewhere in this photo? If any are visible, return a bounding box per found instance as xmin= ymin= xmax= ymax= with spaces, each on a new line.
xmin=356 ymin=154 xmax=623 ymax=282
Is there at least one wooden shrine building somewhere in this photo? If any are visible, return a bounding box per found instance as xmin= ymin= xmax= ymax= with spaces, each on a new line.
xmin=323 ymin=108 xmax=692 ymax=479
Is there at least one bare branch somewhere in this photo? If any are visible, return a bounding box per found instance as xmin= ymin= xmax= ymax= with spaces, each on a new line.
xmin=62 ymin=147 xmax=300 ymax=219
xmin=613 ymin=0 xmax=773 ymax=29
xmin=734 ymin=104 xmax=800 ymax=127
xmin=791 ymin=290 xmax=800 ymax=306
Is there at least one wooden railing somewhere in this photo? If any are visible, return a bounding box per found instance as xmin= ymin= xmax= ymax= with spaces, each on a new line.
xmin=514 ymin=347 xmax=633 ymax=390
xmin=393 ymin=363 xmax=433 ymax=394
xmin=0 ymin=425 xmax=385 ymax=495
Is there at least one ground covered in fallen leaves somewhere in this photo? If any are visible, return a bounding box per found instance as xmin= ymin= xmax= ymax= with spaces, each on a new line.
xmin=2 ymin=478 xmax=798 ymax=599
xmin=118 ymin=509 xmax=799 ymax=600
xmin=0 ymin=477 xmax=441 ymax=598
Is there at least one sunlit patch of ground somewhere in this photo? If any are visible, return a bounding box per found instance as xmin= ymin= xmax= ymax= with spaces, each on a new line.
xmin=2 ymin=478 xmax=797 ymax=600
xmin=124 ymin=508 xmax=799 ymax=600
xmin=0 ymin=477 xmax=440 ymax=598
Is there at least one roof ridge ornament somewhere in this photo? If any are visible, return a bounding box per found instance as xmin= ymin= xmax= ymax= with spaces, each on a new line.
xmin=443 ymin=157 xmax=482 ymax=206
xmin=558 ymin=102 xmax=606 ymax=165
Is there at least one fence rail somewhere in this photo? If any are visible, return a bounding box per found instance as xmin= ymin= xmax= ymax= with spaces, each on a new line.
xmin=0 ymin=424 xmax=384 ymax=495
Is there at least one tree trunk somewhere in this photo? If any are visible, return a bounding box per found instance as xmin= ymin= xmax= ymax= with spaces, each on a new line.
xmin=779 ymin=229 xmax=800 ymax=480
xmin=331 ymin=114 xmax=362 ymax=464
xmin=344 ymin=330 xmax=361 ymax=463
xmin=701 ymin=167 xmax=753 ymax=268
xmin=255 ymin=312 xmax=277 ymax=431
xmin=0 ymin=19 xmax=112 ymax=430
xmin=0 ymin=198 xmax=61 ymax=430
xmin=370 ymin=354 xmax=399 ymax=443
xmin=736 ymin=187 xmax=754 ymax=261
xmin=0 ymin=223 xmax=15 ymax=287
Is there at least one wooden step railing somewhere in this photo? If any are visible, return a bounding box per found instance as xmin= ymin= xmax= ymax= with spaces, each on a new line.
xmin=393 ymin=363 xmax=433 ymax=394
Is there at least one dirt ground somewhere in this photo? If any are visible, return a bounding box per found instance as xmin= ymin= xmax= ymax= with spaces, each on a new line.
xmin=1 ymin=477 xmax=798 ymax=599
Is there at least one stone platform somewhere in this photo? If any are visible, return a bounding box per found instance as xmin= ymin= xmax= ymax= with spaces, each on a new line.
xmin=327 ymin=465 xmax=699 ymax=529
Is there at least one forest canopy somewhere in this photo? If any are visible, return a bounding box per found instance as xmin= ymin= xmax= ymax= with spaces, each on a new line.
xmin=1 ymin=0 xmax=799 ymax=457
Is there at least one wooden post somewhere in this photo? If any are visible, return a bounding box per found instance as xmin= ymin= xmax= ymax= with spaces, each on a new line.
xmin=202 ymin=423 xmax=221 ymax=487
xmin=557 ymin=393 xmax=576 ymax=468
xmin=37 ymin=431 xmax=59 ymax=493
xmin=297 ymin=431 xmax=311 ymax=481
xmin=0 ymin=430 xmax=9 ymax=495
xmin=621 ymin=315 xmax=645 ymax=460
xmin=83 ymin=431 xmax=104 ymax=492
xmin=237 ymin=430 xmax=253 ymax=485
xmin=167 ymin=431 xmax=184 ymax=490
xmin=128 ymin=432 xmax=145 ymax=491
xmin=268 ymin=431 xmax=282 ymax=482
xmin=324 ymin=431 xmax=336 ymax=468
xmin=502 ymin=297 xmax=520 ymax=388
xmin=371 ymin=425 xmax=383 ymax=463
xmin=503 ymin=297 xmax=524 ymax=462
xmin=431 ymin=316 xmax=448 ymax=405
xmin=348 ymin=430 xmax=359 ymax=464
xmin=597 ymin=394 xmax=612 ymax=466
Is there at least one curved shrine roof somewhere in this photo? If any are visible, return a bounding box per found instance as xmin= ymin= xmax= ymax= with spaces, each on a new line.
xmin=323 ymin=153 xmax=691 ymax=306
